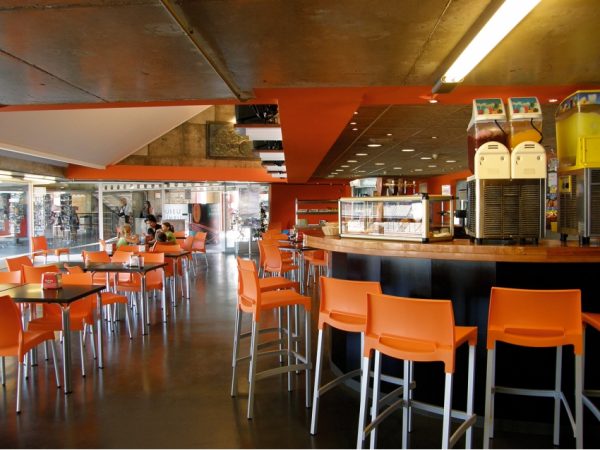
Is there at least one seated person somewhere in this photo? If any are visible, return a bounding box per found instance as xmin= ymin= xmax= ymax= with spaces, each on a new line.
xmin=116 ymin=223 xmax=139 ymax=249
xmin=161 ymin=222 xmax=177 ymax=244
xmin=150 ymin=230 xmax=169 ymax=251
xmin=144 ymin=214 xmax=162 ymax=245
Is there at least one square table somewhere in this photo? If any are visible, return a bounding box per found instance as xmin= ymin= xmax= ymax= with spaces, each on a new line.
xmin=84 ymin=261 xmax=167 ymax=332
xmin=2 ymin=283 xmax=105 ymax=394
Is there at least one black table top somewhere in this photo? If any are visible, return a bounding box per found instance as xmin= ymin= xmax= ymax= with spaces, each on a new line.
xmin=163 ymin=250 xmax=191 ymax=257
xmin=84 ymin=261 xmax=167 ymax=274
xmin=2 ymin=283 xmax=105 ymax=304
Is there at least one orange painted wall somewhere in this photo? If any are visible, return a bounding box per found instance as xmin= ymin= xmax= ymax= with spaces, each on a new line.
xmin=270 ymin=182 xmax=350 ymax=230
xmin=422 ymin=170 xmax=472 ymax=195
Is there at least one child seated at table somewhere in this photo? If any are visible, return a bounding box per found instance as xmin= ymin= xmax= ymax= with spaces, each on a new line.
xmin=116 ymin=223 xmax=139 ymax=249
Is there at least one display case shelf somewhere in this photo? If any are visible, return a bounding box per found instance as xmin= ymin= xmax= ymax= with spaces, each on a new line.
xmin=295 ymin=199 xmax=338 ymax=226
xmin=339 ymin=194 xmax=454 ymax=242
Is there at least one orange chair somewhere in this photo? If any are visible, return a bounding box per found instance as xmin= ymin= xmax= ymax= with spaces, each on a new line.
xmin=0 ymin=271 xmax=23 ymax=284
xmin=174 ymin=230 xmax=186 ymax=238
xmin=27 ymin=273 xmax=97 ymax=377
xmin=261 ymin=241 xmax=298 ymax=279
xmin=117 ymin=244 xmax=144 ymax=253
xmin=5 ymin=255 xmax=33 ymax=282
xmin=257 ymin=239 xmax=291 ymax=277
xmin=150 ymin=245 xmax=184 ymax=299
xmin=180 ymin=235 xmax=197 ymax=276
xmin=31 ymin=236 xmax=69 ymax=263
xmin=116 ymin=252 xmax=166 ymax=323
xmin=582 ymin=313 xmax=600 ymax=423
xmin=304 ymin=250 xmax=329 ymax=289
xmin=23 ymin=264 xmax=59 ymax=283
xmin=310 ymin=277 xmax=382 ymax=435
xmin=483 ymin=287 xmax=583 ymax=449
xmin=231 ymin=257 xmax=312 ymax=419
xmin=191 ymin=232 xmax=208 ymax=267
xmin=64 ymin=264 xmax=84 ymax=274
xmin=357 ymin=293 xmax=477 ymax=449
xmin=0 ymin=295 xmax=60 ymax=412
xmin=85 ymin=250 xmax=113 ymax=286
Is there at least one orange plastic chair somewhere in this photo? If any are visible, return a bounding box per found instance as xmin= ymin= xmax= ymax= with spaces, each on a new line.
xmin=483 ymin=287 xmax=583 ymax=449
xmin=31 ymin=236 xmax=69 ymax=263
xmin=0 ymin=295 xmax=60 ymax=412
xmin=174 ymin=230 xmax=186 ymax=238
xmin=310 ymin=277 xmax=382 ymax=435
xmin=257 ymin=239 xmax=291 ymax=277
xmin=357 ymin=293 xmax=477 ymax=449
xmin=0 ymin=271 xmax=23 ymax=284
xmin=84 ymin=250 xmax=113 ymax=286
xmin=261 ymin=241 xmax=298 ymax=278
xmin=191 ymin=232 xmax=208 ymax=267
xmin=5 ymin=255 xmax=33 ymax=282
xmin=117 ymin=244 xmax=144 ymax=253
xmin=27 ymin=273 xmax=97 ymax=377
xmin=115 ymin=252 xmax=167 ymax=323
xmin=583 ymin=313 xmax=600 ymax=423
xmin=180 ymin=235 xmax=197 ymax=276
xmin=64 ymin=264 xmax=84 ymax=274
xmin=23 ymin=264 xmax=59 ymax=283
xmin=305 ymin=250 xmax=329 ymax=289
xmin=231 ymin=257 xmax=312 ymax=419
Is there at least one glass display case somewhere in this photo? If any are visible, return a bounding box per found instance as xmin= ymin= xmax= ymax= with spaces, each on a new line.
xmin=339 ymin=195 xmax=454 ymax=242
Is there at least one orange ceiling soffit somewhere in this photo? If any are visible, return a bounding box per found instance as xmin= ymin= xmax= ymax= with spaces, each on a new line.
xmin=66 ymin=164 xmax=284 ymax=183
xmin=256 ymin=88 xmax=365 ymax=183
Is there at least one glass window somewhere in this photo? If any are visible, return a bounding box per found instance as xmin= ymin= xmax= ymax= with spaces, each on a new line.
xmin=0 ymin=181 xmax=30 ymax=260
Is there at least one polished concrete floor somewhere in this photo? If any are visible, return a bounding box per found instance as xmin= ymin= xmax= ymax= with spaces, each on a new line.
xmin=0 ymin=253 xmax=599 ymax=448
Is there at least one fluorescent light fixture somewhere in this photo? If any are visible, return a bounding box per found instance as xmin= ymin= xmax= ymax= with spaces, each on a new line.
xmin=367 ymin=144 xmax=382 ymax=148
xmin=446 ymin=159 xmax=457 ymax=163
xmin=435 ymin=0 xmax=540 ymax=90
xmin=356 ymin=153 xmax=368 ymax=156
xmin=257 ymin=151 xmax=285 ymax=161
xmin=401 ymin=149 xmax=415 ymax=152
xmin=236 ymin=126 xmax=282 ymax=141
xmin=347 ymin=160 xmax=358 ymax=163
xmin=414 ymin=168 xmax=423 ymax=172
xmin=375 ymin=163 xmax=385 ymax=166
xmin=393 ymin=167 xmax=402 ymax=170
xmin=420 ymin=156 xmax=432 ymax=160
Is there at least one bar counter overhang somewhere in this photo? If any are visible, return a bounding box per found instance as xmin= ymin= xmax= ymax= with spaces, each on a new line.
xmin=306 ymin=235 xmax=600 ymax=429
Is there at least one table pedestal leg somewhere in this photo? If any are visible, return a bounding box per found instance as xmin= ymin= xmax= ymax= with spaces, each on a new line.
xmin=60 ymin=306 xmax=72 ymax=394
xmin=141 ymin=275 xmax=148 ymax=335
xmin=161 ymin=270 xmax=167 ymax=323
xmin=184 ymin=258 xmax=190 ymax=299
xmin=96 ymin=292 xmax=104 ymax=368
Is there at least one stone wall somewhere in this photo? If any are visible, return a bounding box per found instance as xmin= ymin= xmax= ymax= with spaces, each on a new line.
xmin=119 ymin=105 xmax=262 ymax=169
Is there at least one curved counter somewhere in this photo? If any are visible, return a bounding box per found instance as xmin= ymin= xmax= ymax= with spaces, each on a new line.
xmin=306 ymin=235 xmax=600 ymax=426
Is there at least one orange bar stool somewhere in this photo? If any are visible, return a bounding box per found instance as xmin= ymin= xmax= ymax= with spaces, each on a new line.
xmin=231 ymin=257 xmax=312 ymax=419
xmin=310 ymin=276 xmax=382 ymax=435
xmin=483 ymin=287 xmax=583 ymax=449
xmin=582 ymin=313 xmax=600 ymax=422
xmin=357 ymin=293 xmax=477 ymax=449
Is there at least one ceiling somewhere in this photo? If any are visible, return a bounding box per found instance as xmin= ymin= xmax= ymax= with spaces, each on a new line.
xmin=0 ymin=0 xmax=599 ymax=182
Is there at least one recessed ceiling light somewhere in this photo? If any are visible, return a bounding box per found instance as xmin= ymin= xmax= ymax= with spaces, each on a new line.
xmin=341 ymin=165 xmax=349 ymax=168
xmin=432 ymin=136 xmax=438 ymax=139
xmin=356 ymin=153 xmax=368 ymax=156
xmin=393 ymin=167 xmax=402 ymax=170
xmin=352 ymin=127 xmax=358 ymax=131
xmin=420 ymin=156 xmax=432 ymax=160
xmin=549 ymin=98 xmax=558 ymax=103
xmin=386 ymin=133 xmax=393 ymax=136
xmin=428 ymin=164 xmax=437 ymax=168
xmin=358 ymin=170 xmax=366 ymax=173
xmin=347 ymin=160 xmax=357 ymax=163
xmin=350 ymin=122 xmax=357 ymax=125
xmin=375 ymin=163 xmax=385 ymax=166
xmin=428 ymin=99 xmax=438 ymax=104
xmin=336 ymin=169 xmax=344 ymax=172
xmin=401 ymin=149 xmax=415 ymax=152
xmin=367 ymin=144 xmax=382 ymax=148
xmin=446 ymin=160 xmax=456 ymax=163
xmin=353 ymin=111 xmax=358 ymax=115
xmin=414 ymin=168 xmax=423 ymax=172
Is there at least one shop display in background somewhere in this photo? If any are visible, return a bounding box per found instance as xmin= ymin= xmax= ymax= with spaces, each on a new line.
xmin=546 ymin=148 xmax=558 ymax=231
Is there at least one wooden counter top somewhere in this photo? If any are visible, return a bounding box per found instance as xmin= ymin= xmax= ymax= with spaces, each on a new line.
xmin=305 ymin=235 xmax=600 ymax=263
